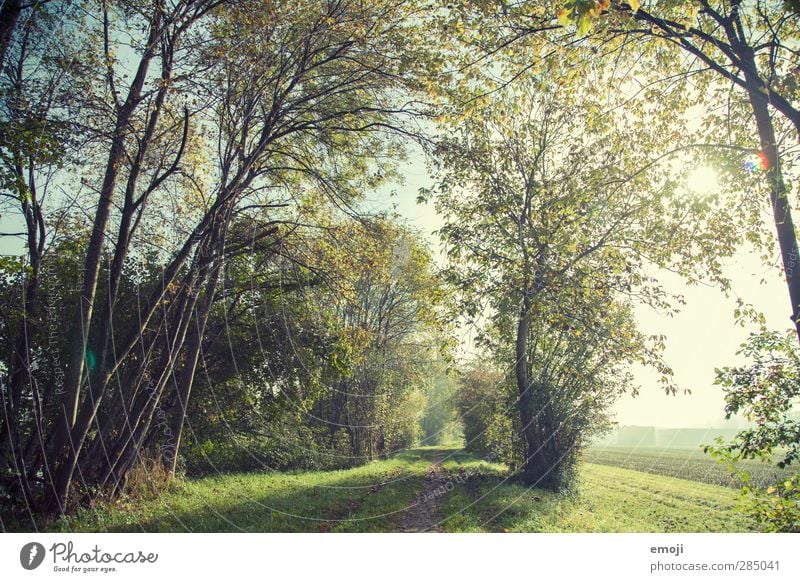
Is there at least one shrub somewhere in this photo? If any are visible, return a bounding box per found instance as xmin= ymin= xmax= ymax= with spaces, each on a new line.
xmin=706 ymin=330 xmax=800 ymax=532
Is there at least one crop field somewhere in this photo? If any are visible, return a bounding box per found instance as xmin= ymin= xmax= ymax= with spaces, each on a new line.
xmin=583 ymin=445 xmax=794 ymax=488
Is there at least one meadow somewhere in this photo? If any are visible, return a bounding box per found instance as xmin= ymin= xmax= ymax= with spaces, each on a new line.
xmin=39 ymin=447 xmax=755 ymax=533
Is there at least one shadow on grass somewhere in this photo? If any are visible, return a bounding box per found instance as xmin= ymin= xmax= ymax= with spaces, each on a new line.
xmin=435 ymin=466 xmax=560 ymax=533
xmin=53 ymin=447 xmax=458 ymax=533
xmin=437 ymin=460 xmax=758 ymax=533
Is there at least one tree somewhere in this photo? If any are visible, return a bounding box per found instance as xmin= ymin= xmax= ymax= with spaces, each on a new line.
xmin=0 ymin=0 xmax=87 ymax=514
xmin=66 ymin=0 xmax=437 ymax=501
xmin=458 ymin=364 xmax=521 ymax=466
xmin=430 ymin=69 xmax=736 ymax=488
xmin=44 ymin=0 xmax=223 ymax=514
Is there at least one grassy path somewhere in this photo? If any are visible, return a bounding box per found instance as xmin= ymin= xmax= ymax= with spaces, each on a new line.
xmin=48 ymin=446 xmax=756 ymax=533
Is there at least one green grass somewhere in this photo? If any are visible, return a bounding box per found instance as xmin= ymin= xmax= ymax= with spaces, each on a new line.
xmin=47 ymin=446 xmax=756 ymax=533
xmin=584 ymin=445 xmax=794 ymax=488
xmin=438 ymin=461 xmax=754 ymax=532
xmin=55 ymin=448 xmax=437 ymax=532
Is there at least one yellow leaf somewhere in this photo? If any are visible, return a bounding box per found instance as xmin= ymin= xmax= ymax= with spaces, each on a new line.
xmin=577 ymin=14 xmax=592 ymax=35
xmin=557 ymin=8 xmax=571 ymax=26
xmin=629 ymin=0 xmax=641 ymax=12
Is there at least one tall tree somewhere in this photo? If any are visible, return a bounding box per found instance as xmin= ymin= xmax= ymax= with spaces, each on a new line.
xmin=431 ymin=71 xmax=736 ymax=487
xmin=0 ymin=0 xmax=85 ymax=513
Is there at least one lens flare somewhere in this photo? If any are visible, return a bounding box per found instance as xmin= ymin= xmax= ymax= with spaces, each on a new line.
xmin=744 ymin=151 xmax=769 ymax=173
xmin=758 ymin=151 xmax=769 ymax=171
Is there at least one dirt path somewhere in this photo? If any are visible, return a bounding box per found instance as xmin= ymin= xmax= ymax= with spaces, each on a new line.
xmin=398 ymin=454 xmax=450 ymax=532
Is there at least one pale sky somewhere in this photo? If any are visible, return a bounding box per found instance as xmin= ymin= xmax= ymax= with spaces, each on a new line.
xmin=623 ymin=255 xmax=788 ymax=428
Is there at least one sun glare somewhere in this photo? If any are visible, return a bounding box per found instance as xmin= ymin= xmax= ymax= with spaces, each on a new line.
xmin=686 ymin=165 xmax=720 ymax=195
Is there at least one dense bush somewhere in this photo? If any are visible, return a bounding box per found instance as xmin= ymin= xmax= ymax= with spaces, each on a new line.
xmin=457 ymin=366 xmax=523 ymax=468
xmin=182 ymin=435 xmax=325 ymax=476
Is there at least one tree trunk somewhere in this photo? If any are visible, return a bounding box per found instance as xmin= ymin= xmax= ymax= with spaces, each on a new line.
xmin=0 ymin=0 xmax=22 ymax=71
xmin=515 ymin=292 xmax=542 ymax=486
xmin=97 ymin=208 xmax=230 ymax=490
xmin=745 ymin=83 xmax=800 ymax=342
xmin=1 ymin=160 xmax=47 ymax=511
xmin=162 ymin=257 xmax=223 ymax=476
xmin=97 ymin=278 xmax=202 ymax=491
xmin=52 ymin=9 xmax=164 ymax=489
xmin=717 ymin=9 xmax=800 ymax=343
xmin=515 ymin=277 xmax=560 ymax=489
xmin=93 ymin=49 xmax=178 ymax=384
